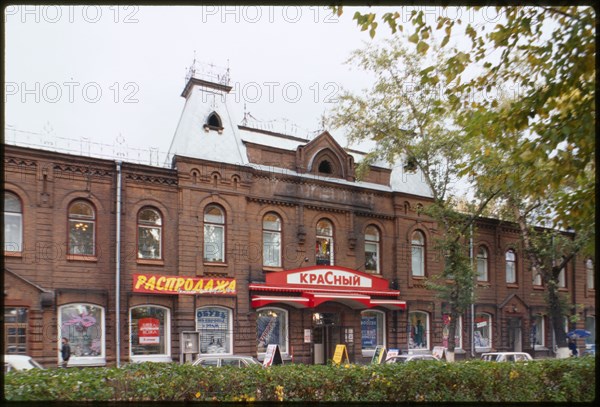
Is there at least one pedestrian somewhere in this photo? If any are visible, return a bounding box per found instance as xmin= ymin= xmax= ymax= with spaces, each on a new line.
xmin=60 ymin=337 xmax=71 ymax=367
xmin=568 ymin=339 xmax=578 ymax=357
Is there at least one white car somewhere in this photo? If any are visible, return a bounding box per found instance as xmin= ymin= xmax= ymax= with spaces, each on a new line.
xmin=481 ymin=352 xmax=533 ymax=362
xmin=4 ymin=355 xmax=45 ymax=372
xmin=191 ymin=355 xmax=261 ymax=367
xmin=385 ymin=354 xmax=440 ymax=363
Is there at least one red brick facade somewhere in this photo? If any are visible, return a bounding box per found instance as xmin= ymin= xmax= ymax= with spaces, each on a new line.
xmin=3 ymin=77 xmax=595 ymax=367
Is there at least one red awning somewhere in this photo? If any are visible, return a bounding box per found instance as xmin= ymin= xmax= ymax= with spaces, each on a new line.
xmin=251 ymin=292 xmax=405 ymax=310
xmin=248 ymin=284 xmax=400 ymax=297
xmin=251 ymin=295 xmax=310 ymax=309
xmin=369 ymin=299 xmax=407 ymax=310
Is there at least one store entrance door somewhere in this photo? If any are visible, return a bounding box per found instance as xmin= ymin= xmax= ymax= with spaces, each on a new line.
xmin=508 ymin=318 xmax=523 ymax=352
xmin=312 ymin=312 xmax=340 ymax=364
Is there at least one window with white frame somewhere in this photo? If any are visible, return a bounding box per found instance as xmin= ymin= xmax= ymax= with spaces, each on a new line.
xmin=361 ymin=310 xmax=385 ymax=356
xmin=68 ymin=200 xmax=96 ymax=256
xmin=409 ymin=311 xmax=429 ymax=350
xmin=4 ymin=192 xmax=22 ymax=252
xmin=505 ymin=249 xmax=517 ymax=284
xmin=474 ymin=313 xmax=492 ymax=350
xmin=137 ymin=207 xmax=162 ymax=259
xmin=533 ymin=267 xmax=543 ymax=287
xmin=257 ymin=308 xmax=288 ymax=355
xmin=204 ymin=205 xmax=225 ymax=263
xmin=129 ymin=305 xmax=170 ymax=361
xmin=531 ymin=314 xmax=545 ymax=349
xmin=262 ymin=213 xmax=282 ymax=267
xmin=442 ymin=314 xmax=463 ymax=349
xmin=557 ymin=264 xmax=566 ymax=288
xmin=411 ymin=231 xmax=425 ymax=277
xmin=584 ymin=316 xmax=595 ymax=347
xmin=476 ymin=246 xmax=488 ymax=282
xmin=364 ymin=225 xmax=380 ymax=274
xmin=59 ymin=304 xmax=105 ymax=365
xmin=196 ymin=306 xmax=231 ymax=355
xmin=586 ymin=259 xmax=594 ymax=290
xmin=315 ymin=219 xmax=334 ymax=266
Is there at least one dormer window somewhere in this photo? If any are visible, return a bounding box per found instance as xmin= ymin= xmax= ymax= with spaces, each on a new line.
xmin=318 ymin=160 xmax=333 ymax=174
xmin=204 ymin=112 xmax=224 ymax=133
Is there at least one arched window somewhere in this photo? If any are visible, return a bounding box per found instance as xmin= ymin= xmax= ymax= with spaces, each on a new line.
xmin=315 ymin=219 xmax=334 ymax=266
xmin=505 ymin=249 xmax=517 ymax=284
xmin=129 ymin=305 xmax=171 ymax=362
xmin=204 ymin=205 xmax=225 ymax=263
xmin=411 ymin=231 xmax=425 ymax=277
xmin=365 ymin=225 xmax=380 ymax=274
xmin=4 ymin=192 xmax=22 ymax=252
xmin=68 ymin=200 xmax=96 ymax=256
xmin=318 ymin=160 xmax=333 ymax=174
xmin=196 ymin=306 xmax=232 ymax=355
xmin=262 ymin=213 xmax=282 ymax=267
xmin=59 ymin=303 xmax=105 ymax=366
xmin=476 ymin=246 xmax=488 ymax=281
xmin=137 ymin=207 xmax=162 ymax=259
xmin=257 ymin=307 xmax=288 ymax=356
xmin=361 ymin=310 xmax=386 ymax=357
xmin=409 ymin=311 xmax=429 ymax=350
xmin=474 ymin=313 xmax=492 ymax=351
xmin=586 ymin=259 xmax=594 ymax=290
xmin=207 ymin=112 xmax=223 ymax=128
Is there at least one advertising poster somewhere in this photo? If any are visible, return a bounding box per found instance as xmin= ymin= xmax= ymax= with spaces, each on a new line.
xmin=138 ymin=317 xmax=160 ymax=344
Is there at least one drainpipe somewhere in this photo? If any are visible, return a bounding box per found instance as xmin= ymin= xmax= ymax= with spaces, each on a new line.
xmin=115 ymin=161 xmax=122 ymax=367
xmin=470 ymin=223 xmax=475 ymax=358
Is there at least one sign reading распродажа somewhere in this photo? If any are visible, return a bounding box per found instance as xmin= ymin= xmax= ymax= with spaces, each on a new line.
xmin=133 ymin=273 xmax=236 ymax=295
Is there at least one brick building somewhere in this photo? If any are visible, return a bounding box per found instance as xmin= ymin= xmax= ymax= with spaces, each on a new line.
xmin=3 ymin=68 xmax=595 ymax=367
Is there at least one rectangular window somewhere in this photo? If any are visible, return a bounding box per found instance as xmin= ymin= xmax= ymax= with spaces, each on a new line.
xmin=531 ymin=315 xmax=545 ymax=348
xmin=197 ymin=307 xmax=231 ymax=354
xmin=4 ymin=213 xmax=22 ymax=252
xmin=138 ymin=227 xmax=161 ymax=259
xmin=69 ymin=220 xmax=95 ymax=255
xmin=361 ymin=311 xmax=385 ymax=357
xmin=204 ymin=225 xmax=224 ymax=262
xmin=411 ymin=246 xmax=424 ymax=276
xmin=4 ymin=307 xmax=28 ymax=354
xmin=262 ymin=231 xmax=281 ymax=267
xmin=59 ymin=304 xmax=105 ymax=366
xmin=130 ymin=306 xmax=170 ymax=361
xmin=365 ymin=242 xmax=379 ymax=273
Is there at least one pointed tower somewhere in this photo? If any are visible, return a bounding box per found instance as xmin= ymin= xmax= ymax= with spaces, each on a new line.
xmin=166 ymin=61 xmax=247 ymax=166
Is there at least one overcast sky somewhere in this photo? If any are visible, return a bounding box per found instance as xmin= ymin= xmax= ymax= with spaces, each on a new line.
xmin=5 ymin=5 xmax=514 ymax=166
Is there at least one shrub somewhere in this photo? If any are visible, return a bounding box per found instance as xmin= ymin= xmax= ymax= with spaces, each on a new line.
xmin=3 ymin=357 xmax=595 ymax=402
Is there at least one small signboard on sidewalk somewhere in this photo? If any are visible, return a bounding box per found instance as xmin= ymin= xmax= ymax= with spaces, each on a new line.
xmin=386 ymin=348 xmax=400 ymax=360
xmin=332 ymin=344 xmax=349 ymax=365
xmin=432 ymin=346 xmax=446 ymax=360
xmin=263 ymin=344 xmax=283 ymax=367
xmin=371 ymin=345 xmax=386 ymax=364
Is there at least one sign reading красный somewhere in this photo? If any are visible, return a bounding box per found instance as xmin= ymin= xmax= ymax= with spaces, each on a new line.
xmin=133 ymin=273 xmax=236 ymax=295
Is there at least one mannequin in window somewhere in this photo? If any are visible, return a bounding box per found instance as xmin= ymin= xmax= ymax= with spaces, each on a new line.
xmin=413 ymin=319 xmax=424 ymax=348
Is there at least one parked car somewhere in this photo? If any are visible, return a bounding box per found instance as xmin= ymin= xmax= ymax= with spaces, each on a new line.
xmin=481 ymin=352 xmax=533 ymax=362
xmin=4 ymin=355 xmax=45 ymax=372
xmin=385 ymin=354 xmax=440 ymax=363
xmin=191 ymin=355 xmax=261 ymax=367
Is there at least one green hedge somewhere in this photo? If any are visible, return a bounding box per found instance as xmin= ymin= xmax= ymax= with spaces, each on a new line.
xmin=4 ymin=357 xmax=595 ymax=402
